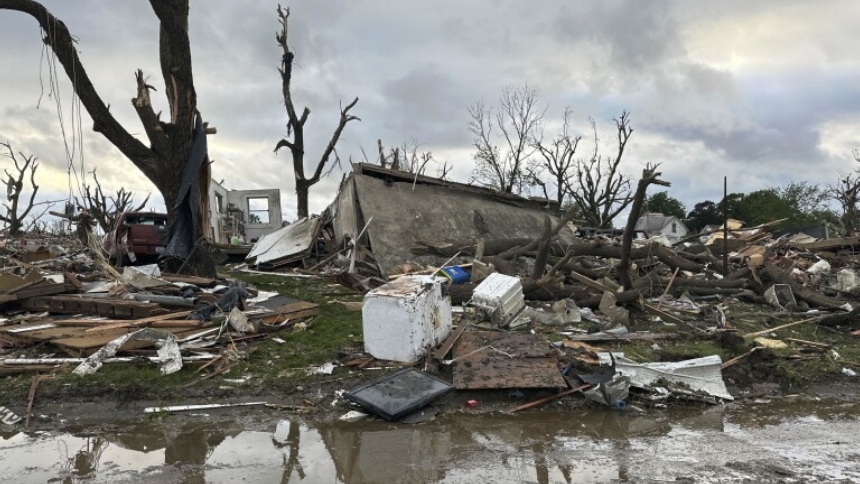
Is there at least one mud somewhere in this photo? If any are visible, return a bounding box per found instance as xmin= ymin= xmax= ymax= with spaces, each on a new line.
xmin=2 ymin=397 xmax=859 ymax=483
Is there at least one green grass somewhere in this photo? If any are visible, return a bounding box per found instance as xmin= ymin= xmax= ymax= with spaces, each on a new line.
xmin=2 ymin=272 xmax=368 ymax=405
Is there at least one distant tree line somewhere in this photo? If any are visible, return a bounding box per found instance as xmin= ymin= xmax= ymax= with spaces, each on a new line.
xmin=643 ymin=182 xmax=841 ymax=235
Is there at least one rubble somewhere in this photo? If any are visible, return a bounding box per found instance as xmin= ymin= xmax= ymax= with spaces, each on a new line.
xmin=4 ymin=164 xmax=860 ymax=425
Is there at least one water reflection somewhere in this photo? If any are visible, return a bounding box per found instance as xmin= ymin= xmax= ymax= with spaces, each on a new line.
xmin=1 ymin=400 xmax=858 ymax=483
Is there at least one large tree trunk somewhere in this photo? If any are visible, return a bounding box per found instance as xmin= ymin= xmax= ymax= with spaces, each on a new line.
xmin=0 ymin=0 xmax=203 ymax=234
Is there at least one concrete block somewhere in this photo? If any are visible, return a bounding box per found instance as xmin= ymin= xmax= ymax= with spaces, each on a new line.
xmin=362 ymin=276 xmax=452 ymax=363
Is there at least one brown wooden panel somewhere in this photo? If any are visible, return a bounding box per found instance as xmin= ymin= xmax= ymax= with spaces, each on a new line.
xmin=453 ymin=357 xmax=566 ymax=390
xmin=453 ymin=331 xmax=553 ymax=359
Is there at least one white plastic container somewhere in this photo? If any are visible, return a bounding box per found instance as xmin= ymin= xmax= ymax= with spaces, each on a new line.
xmin=362 ymin=276 xmax=452 ymax=363
xmin=471 ymin=273 xmax=525 ymax=326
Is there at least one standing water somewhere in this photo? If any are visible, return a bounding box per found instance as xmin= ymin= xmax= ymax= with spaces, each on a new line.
xmin=1 ymin=398 xmax=859 ymax=483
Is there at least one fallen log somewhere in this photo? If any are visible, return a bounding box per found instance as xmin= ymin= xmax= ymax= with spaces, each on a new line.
xmin=760 ymin=263 xmax=852 ymax=310
xmin=818 ymin=306 xmax=860 ymax=327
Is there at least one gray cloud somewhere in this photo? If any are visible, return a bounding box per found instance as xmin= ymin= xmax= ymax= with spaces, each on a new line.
xmin=1 ymin=0 xmax=860 ymax=225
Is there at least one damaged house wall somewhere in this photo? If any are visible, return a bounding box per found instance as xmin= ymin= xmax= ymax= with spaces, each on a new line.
xmin=330 ymin=164 xmax=576 ymax=275
xmin=208 ymin=180 xmax=283 ymax=244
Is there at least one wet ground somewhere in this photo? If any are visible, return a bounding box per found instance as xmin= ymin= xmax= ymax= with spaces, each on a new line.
xmin=2 ymin=398 xmax=859 ymax=483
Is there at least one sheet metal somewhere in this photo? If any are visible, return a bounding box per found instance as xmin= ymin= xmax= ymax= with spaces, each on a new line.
xmin=246 ymin=216 xmax=321 ymax=265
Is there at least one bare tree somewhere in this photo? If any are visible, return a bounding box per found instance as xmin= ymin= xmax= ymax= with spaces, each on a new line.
xmin=273 ymin=5 xmax=359 ymax=219
xmin=567 ymin=112 xmax=634 ymax=228
xmin=0 ymin=1 xmax=212 ymax=227
xmin=469 ymin=84 xmax=545 ymax=193
xmin=376 ymin=139 xmax=447 ymax=177
xmin=529 ymin=107 xmax=581 ymax=206
xmin=830 ymin=156 xmax=860 ymax=236
xmin=77 ymin=168 xmax=151 ymax=233
xmin=0 ymin=142 xmax=39 ymax=236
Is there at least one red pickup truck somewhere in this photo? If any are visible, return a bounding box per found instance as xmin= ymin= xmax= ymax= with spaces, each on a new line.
xmin=103 ymin=211 xmax=169 ymax=264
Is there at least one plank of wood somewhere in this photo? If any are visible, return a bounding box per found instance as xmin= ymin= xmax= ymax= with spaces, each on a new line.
xmin=21 ymin=296 xmax=163 ymax=318
xmin=254 ymin=301 xmax=320 ymax=325
xmin=506 ymin=384 xmax=591 ymax=413
xmin=83 ymin=310 xmax=193 ymax=332
xmin=565 ymin=332 xmax=677 ymax=342
xmin=743 ymin=316 xmax=823 ymax=339
xmin=52 ymin=327 xmax=202 ymax=357
xmin=0 ymin=283 xmax=76 ymax=302
xmin=160 ymin=273 xmax=218 ymax=287
xmin=434 ymin=324 xmax=467 ymax=360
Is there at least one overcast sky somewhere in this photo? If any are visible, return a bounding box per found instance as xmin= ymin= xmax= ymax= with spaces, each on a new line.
xmin=1 ymin=0 xmax=859 ymax=224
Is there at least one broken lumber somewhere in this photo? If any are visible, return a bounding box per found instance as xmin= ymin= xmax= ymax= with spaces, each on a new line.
xmin=742 ymin=316 xmax=824 ymax=339
xmin=83 ymin=311 xmax=193 ymax=332
xmin=506 ymin=384 xmax=590 ymax=413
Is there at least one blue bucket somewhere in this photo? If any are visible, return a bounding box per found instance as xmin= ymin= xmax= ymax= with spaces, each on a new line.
xmin=440 ymin=266 xmax=470 ymax=284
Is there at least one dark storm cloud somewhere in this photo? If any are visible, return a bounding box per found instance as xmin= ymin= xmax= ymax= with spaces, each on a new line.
xmin=2 ymin=0 xmax=860 ymax=221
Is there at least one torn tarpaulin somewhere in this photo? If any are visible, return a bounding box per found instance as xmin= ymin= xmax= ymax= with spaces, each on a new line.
xmin=161 ymin=112 xmax=210 ymax=264
xmin=73 ymin=328 xmax=182 ymax=376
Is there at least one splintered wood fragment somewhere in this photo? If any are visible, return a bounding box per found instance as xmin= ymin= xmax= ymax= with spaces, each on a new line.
xmin=26 ymin=375 xmax=53 ymax=428
xmin=83 ymin=310 xmax=193 ymax=332
xmin=159 ymin=273 xmax=218 ymax=287
xmin=785 ymin=338 xmax=831 ymax=348
xmin=434 ymin=325 xmax=467 ymax=360
xmin=641 ymin=303 xmax=685 ymax=326
xmin=506 ymin=384 xmax=591 ymax=414
xmin=720 ymin=348 xmax=757 ymax=369
xmin=742 ymin=316 xmax=823 ymax=340
xmin=344 ymin=357 xmax=374 ymax=367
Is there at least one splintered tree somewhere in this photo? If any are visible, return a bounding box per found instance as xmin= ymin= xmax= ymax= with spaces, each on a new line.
xmin=274 ymin=5 xmax=359 ymax=219
xmin=0 ymin=0 xmax=211 ymax=234
xmin=568 ymin=112 xmax=634 ymax=228
xmin=78 ymin=169 xmax=151 ymax=233
xmin=831 ymin=172 xmax=860 ymax=236
xmin=0 ymin=142 xmax=39 ymax=236
xmin=469 ymin=84 xmax=545 ymax=194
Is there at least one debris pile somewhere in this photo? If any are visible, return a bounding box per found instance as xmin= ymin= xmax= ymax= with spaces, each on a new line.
xmin=0 ymin=238 xmax=319 ymax=379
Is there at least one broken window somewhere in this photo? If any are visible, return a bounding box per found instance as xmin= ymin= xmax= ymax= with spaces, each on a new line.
xmin=247 ymin=197 xmax=270 ymax=224
xmin=671 ymin=222 xmax=677 ymax=234
xmin=215 ymin=193 xmax=224 ymax=214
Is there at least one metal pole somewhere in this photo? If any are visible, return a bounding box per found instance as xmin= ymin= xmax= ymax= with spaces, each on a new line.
xmin=723 ymin=176 xmax=728 ymax=274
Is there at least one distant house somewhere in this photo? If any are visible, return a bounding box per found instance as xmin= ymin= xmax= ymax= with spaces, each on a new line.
xmin=634 ymin=213 xmax=689 ymax=244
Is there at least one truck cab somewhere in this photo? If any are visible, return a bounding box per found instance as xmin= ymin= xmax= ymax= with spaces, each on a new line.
xmin=103 ymin=211 xmax=169 ymax=264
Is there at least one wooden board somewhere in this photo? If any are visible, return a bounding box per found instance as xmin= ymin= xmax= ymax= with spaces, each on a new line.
xmin=253 ymin=301 xmax=319 ymax=325
xmin=160 ymin=273 xmax=218 ymax=287
xmin=453 ymin=357 xmax=566 ymax=390
xmin=0 ymin=282 xmax=76 ymax=302
xmin=453 ymin=331 xmax=553 ymax=359
xmin=452 ymin=330 xmax=565 ymax=390
xmin=21 ymin=296 xmax=164 ymax=318
xmin=52 ymin=327 xmax=203 ymax=357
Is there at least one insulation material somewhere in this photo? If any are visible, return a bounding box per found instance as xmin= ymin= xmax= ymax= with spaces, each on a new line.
xmin=73 ymin=328 xmax=182 ymax=375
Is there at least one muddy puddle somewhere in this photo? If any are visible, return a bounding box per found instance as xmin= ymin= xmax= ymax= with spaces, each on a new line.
xmin=2 ymin=399 xmax=859 ymax=483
